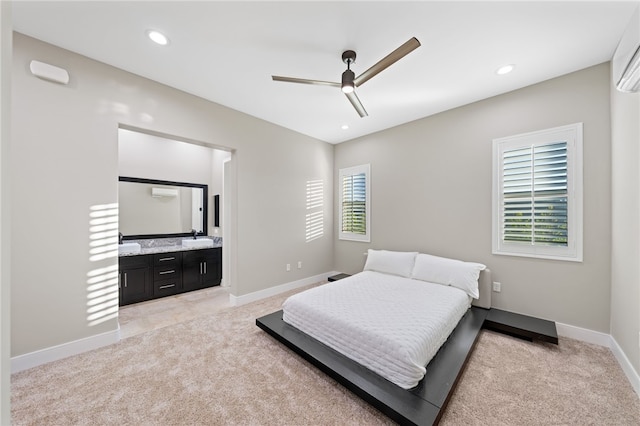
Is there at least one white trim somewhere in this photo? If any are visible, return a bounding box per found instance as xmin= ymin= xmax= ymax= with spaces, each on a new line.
xmin=492 ymin=123 xmax=583 ymax=262
xmin=610 ymin=336 xmax=640 ymax=398
xmin=11 ymin=328 xmax=120 ymax=373
xmin=229 ymin=271 xmax=339 ymax=306
xmin=556 ymin=322 xmax=611 ymax=347
xmin=338 ymin=164 xmax=370 ymax=243
xmin=557 ymin=322 xmax=640 ymax=398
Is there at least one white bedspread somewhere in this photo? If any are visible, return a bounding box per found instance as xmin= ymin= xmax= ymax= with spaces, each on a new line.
xmin=282 ymin=271 xmax=471 ymax=389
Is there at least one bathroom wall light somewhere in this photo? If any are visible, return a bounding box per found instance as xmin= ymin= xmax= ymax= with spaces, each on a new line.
xmin=146 ymin=30 xmax=169 ymax=46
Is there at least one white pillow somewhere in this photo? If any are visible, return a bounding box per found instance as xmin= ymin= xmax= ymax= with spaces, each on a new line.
xmin=363 ymin=249 xmax=418 ymax=278
xmin=411 ymin=253 xmax=486 ymax=299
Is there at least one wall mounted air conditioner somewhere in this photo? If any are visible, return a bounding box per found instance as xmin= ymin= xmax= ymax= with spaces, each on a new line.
xmin=151 ymin=187 xmax=178 ymax=198
xmin=613 ymin=6 xmax=640 ymax=93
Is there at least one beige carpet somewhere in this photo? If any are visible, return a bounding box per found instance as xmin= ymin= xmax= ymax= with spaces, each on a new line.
xmin=11 ymin=287 xmax=640 ymax=425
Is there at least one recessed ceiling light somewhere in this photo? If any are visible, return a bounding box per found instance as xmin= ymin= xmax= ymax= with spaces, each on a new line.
xmin=341 ymin=124 xmax=349 ymax=130
xmin=496 ymin=64 xmax=515 ymax=75
xmin=146 ymin=30 xmax=169 ymax=46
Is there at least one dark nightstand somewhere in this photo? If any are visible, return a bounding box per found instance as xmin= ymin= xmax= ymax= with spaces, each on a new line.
xmin=484 ymin=308 xmax=558 ymax=344
xmin=328 ymin=273 xmax=351 ymax=282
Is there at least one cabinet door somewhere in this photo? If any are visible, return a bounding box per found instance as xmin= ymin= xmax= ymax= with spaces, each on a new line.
xmin=182 ymin=248 xmax=222 ymax=291
xmin=182 ymin=251 xmax=204 ymax=292
xmin=201 ymin=248 xmax=222 ymax=287
xmin=119 ymin=255 xmax=152 ymax=306
xmin=120 ymin=265 xmax=151 ymax=305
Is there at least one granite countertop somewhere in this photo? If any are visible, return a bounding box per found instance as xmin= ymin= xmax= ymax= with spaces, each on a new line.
xmin=119 ymin=236 xmax=222 ymax=257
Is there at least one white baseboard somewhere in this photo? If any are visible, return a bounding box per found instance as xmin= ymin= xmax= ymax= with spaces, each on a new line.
xmin=610 ymin=336 xmax=640 ymax=397
xmin=557 ymin=322 xmax=639 ymax=398
xmin=11 ymin=327 xmax=120 ymax=373
xmin=229 ymin=271 xmax=339 ymax=306
xmin=556 ymin=322 xmax=611 ymax=347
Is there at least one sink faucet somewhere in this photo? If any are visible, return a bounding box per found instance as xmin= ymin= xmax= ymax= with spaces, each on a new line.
xmin=119 ymin=232 xmax=124 ymax=245
xmin=191 ymin=229 xmax=198 ymax=240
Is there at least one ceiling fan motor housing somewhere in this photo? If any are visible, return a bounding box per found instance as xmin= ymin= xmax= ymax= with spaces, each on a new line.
xmin=342 ymin=50 xmax=357 ymax=65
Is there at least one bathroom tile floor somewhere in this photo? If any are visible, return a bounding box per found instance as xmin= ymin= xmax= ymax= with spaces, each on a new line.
xmin=118 ymin=286 xmax=232 ymax=339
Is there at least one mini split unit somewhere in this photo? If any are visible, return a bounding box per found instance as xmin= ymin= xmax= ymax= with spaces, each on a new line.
xmin=613 ymin=7 xmax=640 ymax=93
xmin=151 ymin=187 xmax=178 ymax=198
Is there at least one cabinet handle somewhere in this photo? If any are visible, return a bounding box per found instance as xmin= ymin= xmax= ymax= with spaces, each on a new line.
xmin=203 ymin=262 xmax=207 ymax=274
xmin=159 ymin=284 xmax=175 ymax=290
xmin=158 ymin=257 xmax=175 ymax=262
xmin=124 ymin=272 xmax=128 ymax=288
xmin=200 ymin=262 xmax=203 ymax=275
xmin=118 ymin=272 xmax=121 ymax=289
xmin=159 ymin=270 xmax=175 ymax=275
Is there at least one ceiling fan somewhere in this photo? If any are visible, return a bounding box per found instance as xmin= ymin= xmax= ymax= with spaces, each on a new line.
xmin=272 ymin=37 xmax=421 ymax=118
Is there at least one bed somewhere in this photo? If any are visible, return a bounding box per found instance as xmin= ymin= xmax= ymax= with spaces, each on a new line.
xmin=257 ymin=250 xmax=492 ymax=425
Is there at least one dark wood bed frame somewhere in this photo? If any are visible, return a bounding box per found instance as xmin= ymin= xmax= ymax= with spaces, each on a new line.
xmin=256 ymin=269 xmax=557 ymax=424
xmin=256 ymin=306 xmax=489 ymax=425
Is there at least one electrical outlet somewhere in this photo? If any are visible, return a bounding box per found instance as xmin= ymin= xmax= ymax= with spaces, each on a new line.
xmin=297 ymin=261 xmax=302 ymax=269
xmin=286 ymin=263 xmax=291 ymax=272
xmin=492 ymin=281 xmax=501 ymax=292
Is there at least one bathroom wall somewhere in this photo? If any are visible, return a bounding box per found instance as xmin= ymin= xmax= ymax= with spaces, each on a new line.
xmin=118 ymin=128 xmax=231 ymax=236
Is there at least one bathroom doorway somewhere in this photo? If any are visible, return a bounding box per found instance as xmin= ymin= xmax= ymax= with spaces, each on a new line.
xmin=116 ymin=126 xmax=235 ymax=336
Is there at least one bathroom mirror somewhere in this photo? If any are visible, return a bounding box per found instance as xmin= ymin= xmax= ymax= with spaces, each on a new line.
xmin=118 ymin=176 xmax=208 ymax=239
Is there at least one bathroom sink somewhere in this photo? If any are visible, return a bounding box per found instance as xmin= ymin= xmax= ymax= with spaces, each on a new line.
xmin=182 ymin=239 xmax=214 ymax=249
xmin=118 ymin=242 xmax=141 ymax=255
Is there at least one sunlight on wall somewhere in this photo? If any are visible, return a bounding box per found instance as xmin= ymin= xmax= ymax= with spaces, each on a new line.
xmin=306 ymin=179 xmax=324 ymax=242
xmin=87 ymin=203 xmax=119 ymax=326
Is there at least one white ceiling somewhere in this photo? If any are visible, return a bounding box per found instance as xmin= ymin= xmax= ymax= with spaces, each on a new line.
xmin=11 ymin=1 xmax=640 ymax=144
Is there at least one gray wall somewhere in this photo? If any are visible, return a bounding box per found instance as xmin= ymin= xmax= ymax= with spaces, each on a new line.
xmin=11 ymin=33 xmax=334 ymax=357
xmin=610 ymin=64 xmax=640 ymax=373
xmin=334 ymin=63 xmax=612 ymax=333
xmin=0 ymin=3 xmax=11 ymax=424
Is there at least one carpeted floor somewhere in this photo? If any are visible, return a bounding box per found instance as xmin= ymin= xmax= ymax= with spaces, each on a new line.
xmin=11 ymin=286 xmax=640 ymax=425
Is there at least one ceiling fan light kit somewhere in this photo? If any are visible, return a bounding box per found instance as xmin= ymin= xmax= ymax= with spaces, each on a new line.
xmin=273 ymin=37 xmax=421 ymax=118
xmin=341 ymin=70 xmax=355 ymax=93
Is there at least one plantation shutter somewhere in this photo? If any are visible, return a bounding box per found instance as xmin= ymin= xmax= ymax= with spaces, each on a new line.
xmin=341 ymin=172 xmax=367 ymax=234
xmin=502 ymin=141 xmax=568 ymax=246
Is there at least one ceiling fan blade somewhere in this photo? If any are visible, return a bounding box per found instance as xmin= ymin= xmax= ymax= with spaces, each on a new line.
xmin=354 ymin=37 xmax=421 ymax=87
xmin=272 ymin=75 xmax=340 ymax=88
xmin=345 ymin=91 xmax=368 ymax=117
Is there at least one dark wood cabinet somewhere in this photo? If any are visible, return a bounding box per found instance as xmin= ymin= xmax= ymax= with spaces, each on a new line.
xmin=119 ymin=247 xmax=221 ymax=306
xmin=152 ymin=253 xmax=183 ymax=298
xmin=182 ymin=248 xmax=222 ymax=292
xmin=119 ymin=254 xmax=152 ymax=306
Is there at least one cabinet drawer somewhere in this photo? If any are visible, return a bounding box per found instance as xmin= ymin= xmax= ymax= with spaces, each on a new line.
xmin=120 ymin=254 xmax=151 ymax=268
xmin=153 ymin=267 xmax=182 ymax=282
xmin=153 ymin=253 xmax=181 ymax=267
xmin=153 ymin=279 xmax=180 ymax=297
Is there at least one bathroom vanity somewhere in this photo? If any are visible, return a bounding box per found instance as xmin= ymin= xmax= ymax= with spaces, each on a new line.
xmin=119 ymin=241 xmax=222 ymax=306
xmin=117 ymin=175 xmax=223 ymax=306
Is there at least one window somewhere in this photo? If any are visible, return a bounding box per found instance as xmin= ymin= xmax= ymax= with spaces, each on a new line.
xmin=492 ymin=123 xmax=583 ymax=261
xmin=339 ymin=164 xmax=370 ymax=242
